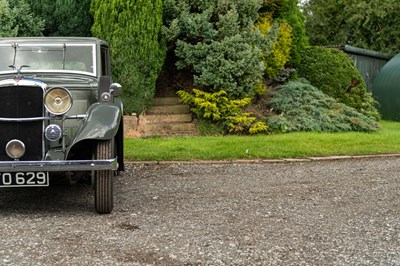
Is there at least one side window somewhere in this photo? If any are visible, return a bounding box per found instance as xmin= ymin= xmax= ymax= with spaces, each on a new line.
xmin=100 ymin=46 xmax=110 ymax=76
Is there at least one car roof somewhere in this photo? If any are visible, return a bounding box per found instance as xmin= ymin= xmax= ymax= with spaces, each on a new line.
xmin=0 ymin=37 xmax=108 ymax=46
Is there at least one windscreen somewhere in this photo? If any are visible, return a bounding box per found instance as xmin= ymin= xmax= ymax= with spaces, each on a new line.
xmin=0 ymin=46 xmax=15 ymax=72
xmin=0 ymin=43 xmax=96 ymax=75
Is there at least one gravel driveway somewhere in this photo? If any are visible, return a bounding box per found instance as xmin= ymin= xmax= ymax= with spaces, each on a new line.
xmin=0 ymin=157 xmax=399 ymax=265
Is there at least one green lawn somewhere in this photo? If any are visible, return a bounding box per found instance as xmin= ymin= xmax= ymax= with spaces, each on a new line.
xmin=124 ymin=120 xmax=400 ymax=161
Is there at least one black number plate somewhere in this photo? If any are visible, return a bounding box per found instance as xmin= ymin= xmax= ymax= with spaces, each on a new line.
xmin=0 ymin=172 xmax=49 ymax=187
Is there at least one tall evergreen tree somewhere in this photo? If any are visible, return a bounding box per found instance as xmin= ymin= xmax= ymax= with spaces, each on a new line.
xmin=26 ymin=0 xmax=92 ymax=36
xmin=91 ymin=0 xmax=166 ymax=114
xmin=303 ymin=0 xmax=400 ymax=55
xmin=0 ymin=0 xmax=16 ymax=37
xmin=54 ymin=0 xmax=92 ymax=36
xmin=260 ymin=0 xmax=308 ymax=66
xmin=0 ymin=0 xmax=44 ymax=37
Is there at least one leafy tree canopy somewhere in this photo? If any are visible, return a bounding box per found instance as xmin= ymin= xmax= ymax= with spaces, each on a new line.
xmin=0 ymin=0 xmax=44 ymax=37
xmin=26 ymin=0 xmax=92 ymax=36
xmin=303 ymin=0 xmax=400 ymax=55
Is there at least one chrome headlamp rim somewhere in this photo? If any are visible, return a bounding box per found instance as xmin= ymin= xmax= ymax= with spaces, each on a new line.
xmin=44 ymin=87 xmax=73 ymax=116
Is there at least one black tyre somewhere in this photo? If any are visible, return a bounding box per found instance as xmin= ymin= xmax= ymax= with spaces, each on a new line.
xmin=94 ymin=140 xmax=114 ymax=214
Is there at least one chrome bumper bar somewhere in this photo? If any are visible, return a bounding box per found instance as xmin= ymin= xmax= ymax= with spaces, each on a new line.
xmin=0 ymin=114 xmax=87 ymax=122
xmin=0 ymin=159 xmax=118 ymax=172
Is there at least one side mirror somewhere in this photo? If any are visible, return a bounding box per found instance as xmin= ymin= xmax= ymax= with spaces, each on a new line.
xmin=109 ymin=83 xmax=122 ymax=97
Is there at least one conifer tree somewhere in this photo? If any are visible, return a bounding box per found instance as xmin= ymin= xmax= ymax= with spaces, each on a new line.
xmin=26 ymin=0 xmax=92 ymax=36
xmin=91 ymin=0 xmax=166 ymax=114
xmin=163 ymin=0 xmax=277 ymax=99
xmin=0 ymin=0 xmax=17 ymax=37
xmin=260 ymin=0 xmax=308 ymax=66
xmin=0 ymin=0 xmax=44 ymax=37
xmin=303 ymin=0 xmax=400 ymax=55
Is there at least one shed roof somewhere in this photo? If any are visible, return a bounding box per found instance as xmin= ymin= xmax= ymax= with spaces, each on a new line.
xmin=343 ymin=45 xmax=392 ymax=60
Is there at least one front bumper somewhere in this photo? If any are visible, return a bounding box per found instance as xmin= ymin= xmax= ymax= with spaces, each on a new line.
xmin=0 ymin=159 xmax=118 ymax=172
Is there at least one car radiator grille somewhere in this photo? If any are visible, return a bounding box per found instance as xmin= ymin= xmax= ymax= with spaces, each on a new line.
xmin=0 ymin=86 xmax=44 ymax=161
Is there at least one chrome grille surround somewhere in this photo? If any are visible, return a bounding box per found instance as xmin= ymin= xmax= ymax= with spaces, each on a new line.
xmin=0 ymin=78 xmax=46 ymax=161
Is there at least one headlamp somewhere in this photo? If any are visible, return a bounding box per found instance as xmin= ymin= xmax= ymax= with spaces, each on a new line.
xmin=44 ymin=87 xmax=72 ymax=115
xmin=6 ymin=139 xmax=25 ymax=159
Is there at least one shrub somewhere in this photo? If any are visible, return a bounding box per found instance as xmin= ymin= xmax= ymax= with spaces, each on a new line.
xmin=267 ymin=80 xmax=381 ymax=132
xmin=257 ymin=13 xmax=292 ymax=78
xmin=178 ymin=89 xmax=268 ymax=134
xmin=196 ymin=119 xmax=225 ymax=136
xmin=297 ymin=46 xmax=380 ymax=120
xmin=260 ymin=0 xmax=308 ymax=66
xmin=163 ymin=0 xmax=278 ymax=99
xmin=91 ymin=0 xmax=166 ymax=114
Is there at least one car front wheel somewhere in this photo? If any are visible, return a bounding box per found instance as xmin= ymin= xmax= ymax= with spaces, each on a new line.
xmin=94 ymin=140 xmax=114 ymax=214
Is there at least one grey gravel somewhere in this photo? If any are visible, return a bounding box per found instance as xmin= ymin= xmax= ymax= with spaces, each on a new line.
xmin=0 ymin=157 xmax=399 ymax=265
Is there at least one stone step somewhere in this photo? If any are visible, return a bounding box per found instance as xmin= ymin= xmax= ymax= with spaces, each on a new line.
xmin=142 ymin=122 xmax=197 ymax=137
xmin=124 ymin=96 xmax=198 ymax=137
xmin=144 ymin=113 xmax=192 ymax=124
xmin=147 ymin=104 xmax=190 ymax=115
xmin=141 ymin=131 xmax=196 ymax=137
xmin=152 ymin=97 xmax=182 ymax=106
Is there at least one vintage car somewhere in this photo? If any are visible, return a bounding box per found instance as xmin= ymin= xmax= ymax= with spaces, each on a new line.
xmin=0 ymin=37 xmax=124 ymax=214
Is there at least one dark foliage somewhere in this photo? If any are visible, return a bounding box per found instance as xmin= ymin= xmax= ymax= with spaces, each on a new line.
xmin=91 ymin=0 xmax=166 ymax=114
xmin=296 ymin=46 xmax=380 ymax=120
xmin=27 ymin=0 xmax=92 ymax=37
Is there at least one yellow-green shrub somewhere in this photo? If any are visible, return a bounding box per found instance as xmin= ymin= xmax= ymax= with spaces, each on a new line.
xmin=253 ymin=82 xmax=269 ymax=96
xmin=177 ymin=89 xmax=268 ymax=135
xmin=266 ymin=22 xmax=292 ymax=78
xmin=257 ymin=14 xmax=293 ymax=78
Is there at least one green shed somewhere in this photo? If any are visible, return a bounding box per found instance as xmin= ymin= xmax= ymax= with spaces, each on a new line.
xmin=372 ymin=54 xmax=400 ymax=121
xmin=343 ymin=45 xmax=392 ymax=91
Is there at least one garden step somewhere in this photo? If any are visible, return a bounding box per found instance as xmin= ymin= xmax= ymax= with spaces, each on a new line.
xmin=152 ymin=97 xmax=182 ymax=106
xmin=147 ymin=104 xmax=190 ymax=115
xmin=142 ymin=122 xmax=197 ymax=137
xmin=144 ymin=114 xmax=192 ymax=124
xmin=126 ymin=96 xmax=198 ymax=137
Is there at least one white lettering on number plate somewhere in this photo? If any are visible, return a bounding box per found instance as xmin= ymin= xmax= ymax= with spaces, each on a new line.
xmin=0 ymin=172 xmax=49 ymax=187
